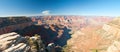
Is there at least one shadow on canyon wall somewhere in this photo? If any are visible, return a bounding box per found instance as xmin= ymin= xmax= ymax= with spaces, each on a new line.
xmin=13 ymin=24 xmax=71 ymax=47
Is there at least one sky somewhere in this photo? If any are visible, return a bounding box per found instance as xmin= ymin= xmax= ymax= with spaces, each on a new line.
xmin=0 ymin=0 xmax=120 ymax=16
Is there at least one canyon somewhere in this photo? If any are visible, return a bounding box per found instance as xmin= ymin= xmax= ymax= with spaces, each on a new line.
xmin=0 ymin=16 xmax=118 ymax=52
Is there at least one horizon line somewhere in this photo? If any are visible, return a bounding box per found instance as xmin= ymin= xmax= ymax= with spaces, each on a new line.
xmin=0 ymin=14 xmax=118 ymax=17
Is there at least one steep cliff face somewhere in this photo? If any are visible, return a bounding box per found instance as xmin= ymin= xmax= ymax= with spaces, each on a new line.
xmin=98 ymin=18 xmax=120 ymax=42
xmin=102 ymin=24 xmax=120 ymax=39
xmin=97 ymin=17 xmax=120 ymax=52
xmin=0 ymin=17 xmax=32 ymax=34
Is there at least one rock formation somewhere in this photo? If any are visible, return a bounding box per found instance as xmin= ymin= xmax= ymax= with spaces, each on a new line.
xmin=97 ymin=17 xmax=120 ymax=52
xmin=0 ymin=16 xmax=115 ymax=52
xmin=0 ymin=32 xmax=47 ymax=52
xmin=107 ymin=41 xmax=120 ymax=52
xmin=0 ymin=32 xmax=29 ymax=52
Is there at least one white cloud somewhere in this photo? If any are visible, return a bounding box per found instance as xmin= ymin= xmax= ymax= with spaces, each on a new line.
xmin=42 ymin=10 xmax=50 ymax=15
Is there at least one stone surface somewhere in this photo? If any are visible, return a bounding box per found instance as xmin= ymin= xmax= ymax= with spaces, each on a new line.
xmin=0 ymin=32 xmax=29 ymax=52
xmin=0 ymin=32 xmax=48 ymax=52
xmin=107 ymin=41 xmax=120 ymax=52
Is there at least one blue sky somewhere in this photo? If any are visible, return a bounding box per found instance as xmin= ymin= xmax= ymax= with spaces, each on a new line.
xmin=0 ymin=0 xmax=120 ymax=16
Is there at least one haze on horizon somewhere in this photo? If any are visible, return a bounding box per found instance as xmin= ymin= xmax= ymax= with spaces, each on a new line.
xmin=0 ymin=0 xmax=120 ymax=17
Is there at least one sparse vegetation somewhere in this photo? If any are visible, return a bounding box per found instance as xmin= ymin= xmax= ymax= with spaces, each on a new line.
xmin=91 ymin=49 xmax=98 ymax=52
xmin=62 ymin=45 xmax=72 ymax=52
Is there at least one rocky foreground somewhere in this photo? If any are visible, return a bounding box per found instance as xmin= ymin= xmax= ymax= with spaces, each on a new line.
xmin=0 ymin=32 xmax=43 ymax=52
xmin=0 ymin=32 xmax=62 ymax=52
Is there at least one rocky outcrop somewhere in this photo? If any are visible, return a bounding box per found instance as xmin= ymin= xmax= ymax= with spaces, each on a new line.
xmin=0 ymin=32 xmax=29 ymax=52
xmin=102 ymin=24 xmax=120 ymax=40
xmin=0 ymin=32 xmax=47 ymax=52
xmin=107 ymin=41 xmax=120 ymax=52
xmin=96 ymin=17 xmax=120 ymax=52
